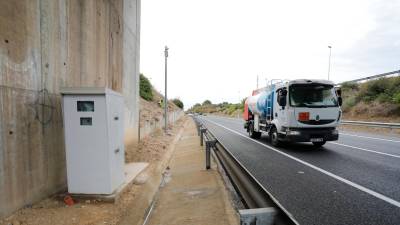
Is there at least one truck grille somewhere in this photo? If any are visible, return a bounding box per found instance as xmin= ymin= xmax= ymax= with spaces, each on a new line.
xmin=298 ymin=119 xmax=335 ymax=125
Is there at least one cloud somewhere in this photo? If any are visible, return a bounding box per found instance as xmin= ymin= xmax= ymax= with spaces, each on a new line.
xmin=141 ymin=0 xmax=399 ymax=108
xmin=334 ymin=0 xmax=400 ymax=81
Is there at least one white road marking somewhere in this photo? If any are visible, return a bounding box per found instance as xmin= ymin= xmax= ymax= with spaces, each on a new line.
xmin=341 ymin=132 xmax=400 ymax=143
xmin=202 ymin=118 xmax=400 ymax=208
xmin=329 ymin=142 xmax=400 ymax=159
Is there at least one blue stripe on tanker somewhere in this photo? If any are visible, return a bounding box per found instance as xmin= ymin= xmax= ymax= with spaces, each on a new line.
xmin=248 ymin=85 xmax=275 ymax=118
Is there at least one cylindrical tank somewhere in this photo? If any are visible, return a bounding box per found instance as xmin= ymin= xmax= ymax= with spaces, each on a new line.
xmin=247 ymin=86 xmax=275 ymax=118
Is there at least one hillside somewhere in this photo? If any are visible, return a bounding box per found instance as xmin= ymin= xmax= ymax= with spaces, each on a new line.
xmin=188 ymin=100 xmax=244 ymax=117
xmin=139 ymin=74 xmax=183 ymax=126
xmin=340 ymin=76 xmax=400 ymax=122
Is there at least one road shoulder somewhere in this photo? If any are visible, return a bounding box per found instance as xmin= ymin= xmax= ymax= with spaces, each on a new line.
xmin=145 ymin=119 xmax=239 ymax=225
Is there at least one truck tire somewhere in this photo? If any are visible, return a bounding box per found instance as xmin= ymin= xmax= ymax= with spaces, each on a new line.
xmin=270 ymin=126 xmax=281 ymax=147
xmin=312 ymin=141 xmax=326 ymax=147
xmin=249 ymin=123 xmax=262 ymax=139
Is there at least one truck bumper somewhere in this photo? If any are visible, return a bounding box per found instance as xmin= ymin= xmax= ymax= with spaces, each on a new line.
xmin=278 ymin=127 xmax=339 ymax=142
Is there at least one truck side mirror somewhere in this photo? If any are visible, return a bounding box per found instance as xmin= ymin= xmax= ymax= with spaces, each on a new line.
xmin=336 ymin=89 xmax=342 ymax=97
xmin=338 ymin=97 xmax=342 ymax=106
xmin=278 ymin=95 xmax=287 ymax=107
xmin=277 ymin=89 xmax=287 ymax=107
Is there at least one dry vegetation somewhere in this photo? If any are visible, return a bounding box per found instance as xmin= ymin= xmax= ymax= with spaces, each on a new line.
xmin=341 ymin=76 xmax=400 ymax=122
xmin=139 ymin=88 xmax=180 ymax=127
xmin=188 ymin=100 xmax=244 ymax=117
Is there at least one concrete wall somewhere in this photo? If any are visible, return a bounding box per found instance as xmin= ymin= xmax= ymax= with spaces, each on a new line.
xmin=0 ymin=0 xmax=140 ymax=218
xmin=139 ymin=110 xmax=185 ymax=139
xmin=122 ymin=0 xmax=141 ymax=150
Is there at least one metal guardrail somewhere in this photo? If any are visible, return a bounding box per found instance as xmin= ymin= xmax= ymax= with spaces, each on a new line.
xmin=192 ymin=116 xmax=297 ymax=225
xmin=341 ymin=120 xmax=400 ymax=129
xmin=336 ymin=70 xmax=400 ymax=85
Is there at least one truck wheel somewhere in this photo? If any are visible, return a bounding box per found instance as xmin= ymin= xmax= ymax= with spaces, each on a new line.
xmin=249 ymin=123 xmax=262 ymax=139
xmin=312 ymin=141 xmax=326 ymax=147
xmin=270 ymin=127 xmax=281 ymax=147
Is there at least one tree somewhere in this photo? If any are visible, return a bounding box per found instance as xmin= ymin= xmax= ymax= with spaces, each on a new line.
xmin=202 ymin=100 xmax=212 ymax=105
xmin=172 ymin=98 xmax=184 ymax=109
xmin=140 ymin=74 xmax=153 ymax=101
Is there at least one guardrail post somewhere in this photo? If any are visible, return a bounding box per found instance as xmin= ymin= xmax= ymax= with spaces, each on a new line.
xmin=205 ymin=140 xmax=217 ymax=170
xmin=198 ymin=124 xmax=203 ymax=136
xmin=200 ymin=128 xmax=207 ymax=146
xmin=239 ymin=208 xmax=277 ymax=225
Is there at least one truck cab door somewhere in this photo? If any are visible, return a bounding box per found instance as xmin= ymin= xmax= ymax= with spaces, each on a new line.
xmin=274 ymin=88 xmax=288 ymax=130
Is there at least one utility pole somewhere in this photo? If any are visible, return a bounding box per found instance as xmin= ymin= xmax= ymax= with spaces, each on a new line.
xmin=328 ymin=45 xmax=332 ymax=80
xmin=164 ymin=46 xmax=169 ymax=132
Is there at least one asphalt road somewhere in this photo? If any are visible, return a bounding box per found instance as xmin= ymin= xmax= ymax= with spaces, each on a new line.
xmin=198 ymin=115 xmax=400 ymax=225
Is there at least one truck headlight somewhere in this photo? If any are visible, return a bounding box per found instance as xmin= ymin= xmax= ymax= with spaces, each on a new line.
xmin=288 ymin=130 xmax=301 ymax=135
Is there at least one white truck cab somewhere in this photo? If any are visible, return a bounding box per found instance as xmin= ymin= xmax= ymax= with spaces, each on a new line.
xmin=244 ymin=79 xmax=342 ymax=147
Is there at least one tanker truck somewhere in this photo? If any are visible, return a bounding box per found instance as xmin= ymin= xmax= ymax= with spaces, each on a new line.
xmin=243 ymin=79 xmax=342 ymax=147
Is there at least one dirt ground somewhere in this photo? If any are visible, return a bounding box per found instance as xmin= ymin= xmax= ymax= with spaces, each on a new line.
xmin=139 ymin=91 xmax=181 ymax=129
xmin=0 ymin=116 xmax=187 ymax=225
xmin=126 ymin=119 xmax=184 ymax=163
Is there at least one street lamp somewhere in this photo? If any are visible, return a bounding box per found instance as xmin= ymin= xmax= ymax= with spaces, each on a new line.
xmin=328 ymin=45 xmax=332 ymax=80
xmin=164 ymin=46 xmax=169 ymax=132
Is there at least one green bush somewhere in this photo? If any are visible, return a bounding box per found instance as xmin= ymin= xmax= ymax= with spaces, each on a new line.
xmin=172 ymin=98 xmax=184 ymax=109
xmin=140 ymin=74 xmax=153 ymax=101
xmin=202 ymin=100 xmax=212 ymax=105
xmin=341 ymin=82 xmax=358 ymax=90
xmin=358 ymin=79 xmax=386 ymax=102
xmin=356 ymin=77 xmax=400 ymax=104
xmin=342 ymin=96 xmax=357 ymax=112
xmin=376 ymin=93 xmax=391 ymax=103
xmin=393 ymin=92 xmax=400 ymax=104
xmin=226 ymin=104 xmax=242 ymax=115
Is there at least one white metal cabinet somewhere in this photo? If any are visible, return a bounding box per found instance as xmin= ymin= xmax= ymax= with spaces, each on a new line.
xmin=61 ymin=87 xmax=125 ymax=194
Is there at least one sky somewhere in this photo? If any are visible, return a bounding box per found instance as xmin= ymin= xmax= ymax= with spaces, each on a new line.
xmin=140 ymin=0 xmax=400 ymax=109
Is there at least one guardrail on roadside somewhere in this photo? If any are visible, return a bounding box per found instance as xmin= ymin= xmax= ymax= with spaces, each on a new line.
xmin=192 ymin=116 xmax=297 ymax=225
xmin=341 ymin=120 xmax=400 ymax=129
xmin=336 ymin=70 xmax=400 ymax=85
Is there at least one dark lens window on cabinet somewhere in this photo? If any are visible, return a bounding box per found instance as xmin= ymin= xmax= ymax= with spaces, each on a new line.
xmin=80 ymin=117 xmax=92 ymax=126
xmin=77 ymin=101 xmax=94 ymax=112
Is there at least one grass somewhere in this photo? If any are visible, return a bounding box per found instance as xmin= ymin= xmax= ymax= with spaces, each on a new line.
xmin=140 ymin=74 xmax=153 ymax=101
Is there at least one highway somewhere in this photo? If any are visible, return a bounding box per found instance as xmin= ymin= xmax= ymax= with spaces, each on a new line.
xmin=198 ymin=115 xmax=400 ymax=225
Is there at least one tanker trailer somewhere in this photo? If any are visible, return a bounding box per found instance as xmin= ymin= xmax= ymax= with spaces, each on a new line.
xmin=243 ymin=79 xmax=342 ymax=147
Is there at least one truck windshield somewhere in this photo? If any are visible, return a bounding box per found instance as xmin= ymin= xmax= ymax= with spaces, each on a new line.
xmin=289 ymin=84 xmax=338 ymax=107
